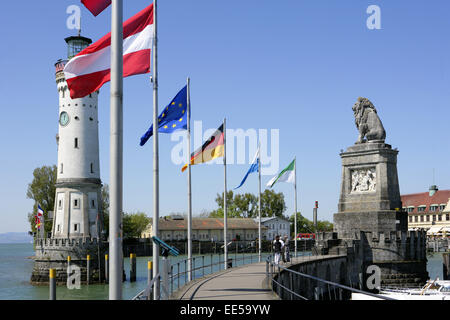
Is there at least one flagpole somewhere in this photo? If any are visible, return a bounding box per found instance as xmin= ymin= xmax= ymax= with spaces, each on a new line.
xmin=152 ymin=0 xmax=160 ymax=300
xmin=187 ymin=77 xmax=192 ymax=281
xmin=258 ymin=144 xmax=262 ymax=263
xmin=294 ymin=157 xmax=298 ymax=258
xmin=109 ymin=0 xmax=123 ymax=300
xmin=223 ymin=118 xmax=228 ymax=270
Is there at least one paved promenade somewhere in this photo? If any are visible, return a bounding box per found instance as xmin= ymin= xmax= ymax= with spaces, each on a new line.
xmin=171 ymin=255 xmax=332 ymax=300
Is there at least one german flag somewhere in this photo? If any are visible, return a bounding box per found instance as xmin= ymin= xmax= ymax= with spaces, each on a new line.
xmin=182 ymin=123 xmax=224 ymax=172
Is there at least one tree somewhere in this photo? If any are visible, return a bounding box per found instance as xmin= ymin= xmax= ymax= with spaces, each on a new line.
xmin=260 ymin=189 xmax=286 ymax=217
xmin=122 ymin=212 xmax=151 ymax=239
xmin=289 ymin=212 xmax=334 ymax=237
xmin=101 ymin=184 xmax=109 ymax=238
xmin=209 ymin=189 xmax=286 ymax=218
xmin=26 ymin=165 xmax=57 ymax=235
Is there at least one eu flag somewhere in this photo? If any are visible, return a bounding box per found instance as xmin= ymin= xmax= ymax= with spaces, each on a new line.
xmin=140 ymin=85 xmax=188 ymax=146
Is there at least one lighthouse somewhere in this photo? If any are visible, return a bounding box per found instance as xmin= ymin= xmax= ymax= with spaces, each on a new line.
xmin=30 ymin=35 xmax=106 ymax=285
xmin=52 ymin=35 xmax=103 ymax=239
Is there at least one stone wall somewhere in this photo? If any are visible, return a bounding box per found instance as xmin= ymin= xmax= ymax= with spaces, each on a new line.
xmin=31 ymin=238 xmax=106 ymax=285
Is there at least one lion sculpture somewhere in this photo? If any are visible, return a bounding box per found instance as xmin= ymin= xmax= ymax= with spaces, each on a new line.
xmin=352 ymin=97 xmax=386 ymax=144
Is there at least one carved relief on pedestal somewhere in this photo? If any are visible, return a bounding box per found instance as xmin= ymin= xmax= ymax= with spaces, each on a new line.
xmin=350 ymin=167 xmax=376 ymax=194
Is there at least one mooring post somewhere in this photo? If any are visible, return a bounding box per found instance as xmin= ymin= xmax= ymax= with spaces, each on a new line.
xmin=49 ymin=269 xmax=56 ymax=300
xmin=105 ymin=254 xmax=109 ymax=283
xmin=67 ymin=255 xmax=71 ymax=271
xmin=130 ymin=253 xmax=136 ymax=282
xmin=147 ymin=260 xmax=153 ymax=300
xmin=86 ymin=254 xmax=91 ymax=285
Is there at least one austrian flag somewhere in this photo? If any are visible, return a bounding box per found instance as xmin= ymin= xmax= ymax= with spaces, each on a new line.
xmin=64 ymin=4 xmax=153 ymax=99
xmin=81 ymin=0 xmax=111 ymax=16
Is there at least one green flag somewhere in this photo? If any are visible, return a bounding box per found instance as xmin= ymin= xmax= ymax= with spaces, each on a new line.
xmin=266 ymin=159 xmax=295 ymax=188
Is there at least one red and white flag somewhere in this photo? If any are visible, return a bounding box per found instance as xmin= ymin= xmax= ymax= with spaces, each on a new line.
xmin=81 ymin=0 xmax=111 ymax=17
xmin=64 ymin=4 xmax=153 ymax=99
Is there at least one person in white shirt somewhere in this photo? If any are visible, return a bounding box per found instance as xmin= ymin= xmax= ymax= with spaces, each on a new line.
xmin=273 ymin=235 xmax=284 ymax=265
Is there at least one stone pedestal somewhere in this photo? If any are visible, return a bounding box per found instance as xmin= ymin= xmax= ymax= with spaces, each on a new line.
xmin=319 ymin=141 xmax=428 ymax=288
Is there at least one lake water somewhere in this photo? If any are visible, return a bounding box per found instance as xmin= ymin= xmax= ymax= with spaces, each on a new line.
xmin=0 ymin=243 xmax=445 ymax=300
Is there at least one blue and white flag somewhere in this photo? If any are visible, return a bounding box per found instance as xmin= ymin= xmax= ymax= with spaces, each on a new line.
xmin=234 ymin=148 xmax=260 ymax=190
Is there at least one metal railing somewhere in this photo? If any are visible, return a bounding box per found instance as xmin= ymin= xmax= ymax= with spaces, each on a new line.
xmin=266 ymin=255 xmax=395 ymax=300
xmin=131 ymin=251 xmax=261 ymax=300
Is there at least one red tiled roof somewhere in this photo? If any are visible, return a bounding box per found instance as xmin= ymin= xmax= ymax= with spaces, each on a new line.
xmin=158 ymin=218 xmax=267 ymax=231
xmin=401 ymin=190 xmax=450 ymax=214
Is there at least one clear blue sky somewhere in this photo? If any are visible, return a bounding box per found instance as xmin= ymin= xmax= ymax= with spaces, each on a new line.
xmin=1 ymin=0 xmax=450 ymax=233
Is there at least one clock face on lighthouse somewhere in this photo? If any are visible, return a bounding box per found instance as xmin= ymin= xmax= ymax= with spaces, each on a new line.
xmin=59 ymin=111 xmax=70 ymax=126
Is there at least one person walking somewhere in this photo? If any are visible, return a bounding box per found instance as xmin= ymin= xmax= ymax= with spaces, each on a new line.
xmin=273 ymin=235 xmax=284 ymax=266
xmin=283 ymin=235 xmax=290 ymax=263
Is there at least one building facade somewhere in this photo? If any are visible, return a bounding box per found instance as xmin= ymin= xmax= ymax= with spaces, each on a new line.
xmin=142 ymin=217 xmax=267 ymax=242
xmin=402 ymin=185 xmax=450 ymax=235
xmin=257 ymin=216 xmax=291 ymax=240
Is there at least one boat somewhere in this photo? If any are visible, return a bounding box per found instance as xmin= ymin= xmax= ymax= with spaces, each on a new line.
xmin=351 ymin=279 xmax=450 ymax=300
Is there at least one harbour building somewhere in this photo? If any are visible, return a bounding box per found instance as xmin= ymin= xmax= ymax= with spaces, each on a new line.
xmin=402 ymin=185 xmax=450 ymax=236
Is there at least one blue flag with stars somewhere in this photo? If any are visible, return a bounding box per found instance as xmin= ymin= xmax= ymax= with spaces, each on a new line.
xmin=140 ymin=85 xmax=188 ymax=146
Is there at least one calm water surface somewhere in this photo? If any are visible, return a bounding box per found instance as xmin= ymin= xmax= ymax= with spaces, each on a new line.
xmin=0 ymin=243 xmax=445 ymax=300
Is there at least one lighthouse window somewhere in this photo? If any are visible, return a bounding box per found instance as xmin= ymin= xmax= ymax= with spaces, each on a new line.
xmin=60 ymin=163 xmax=63 ymax=174
xmin=57 ymin=225 xmax=60 ymax=232
xmin=74 ymin=224 xmax=78 ymax=232
xmin=89 ymin=117 xmax=93 ymax=121
xmin=58 ymin=200 xmax=62 ymax=209
xmin=91 ymin=200 xmax=95 ymax=208
xmin=73 ymin=199 xmax=80 ymax=209
xmin=75 ymin=116 xmax=79 ymax=120
xmin=74 ymin=138 xmax=78 ymax=148
xmin=90 ymin=163 xmax=94 ymax=173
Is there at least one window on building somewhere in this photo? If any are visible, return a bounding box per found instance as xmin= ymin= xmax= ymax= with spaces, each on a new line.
xmin=57 ymin=225 xmax=60 ymax=232
xmin=408 ymin=216 xmax=412 ymax=223
xmin=430 ymin=206 xmax=437 ymax=212
xmin=74 ymin=138 xmax=78 ymax=148
xmin=74 ymin=224 xmax=79 ymax=232
xmin=407 ymin=207 xmax=414 ymax=213
xmin=74 ymin=199 xmax=79 ymax=208
xmin=438 ymin=215 xmax=442 ymax=221
xmin=90 ymin=163 xmax=94 ymax=173
xmin=439 ymin=205 xmax=446 ymax=211
xmin=418 ymin=207 xmax=426 ymax=213
xmin=446 ymin=214 xmax=450 ymax=221
xmin=420 ymin=215 xmax=424 ymax=222
xmin=58 ymin=200 xmax=62 ymax=209
xmin=91 ymin=200 xmax=95 ymax=208
xmin=414 ymin=216 xmax=418 ymax=222
xmin=433 ymin=215 xmax=436 ymax=221
xmin=426 ymin=215 xmax=430 ymax=222
xmin=60 ymin=163 xmax=63 ymax=174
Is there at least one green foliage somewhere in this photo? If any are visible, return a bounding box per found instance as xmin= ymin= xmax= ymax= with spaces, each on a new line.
xmin=260 ymin=189 xmax=286 ymax=217
xmin=122 ymin=212 xmax=151 ymax=239
xmin=209 ymin=189 xmax=286 ymax=218
xmin=101 ymin=184 xmax=109 ymax=238
xmin=26 ymin=165 xmax=57 ymax=235
xmin=289 ymin=212 xmax=334 ymax=236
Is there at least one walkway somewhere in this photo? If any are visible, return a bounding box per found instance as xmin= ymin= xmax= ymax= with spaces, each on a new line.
xmin=171 ymin=255 xmax=327 ymax=300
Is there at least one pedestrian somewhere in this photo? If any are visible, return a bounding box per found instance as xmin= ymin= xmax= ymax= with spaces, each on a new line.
xmin=283 ymin=236 xmax=290 ymax=263
xmin=273 ymin=235 xmax=284 ymax=266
